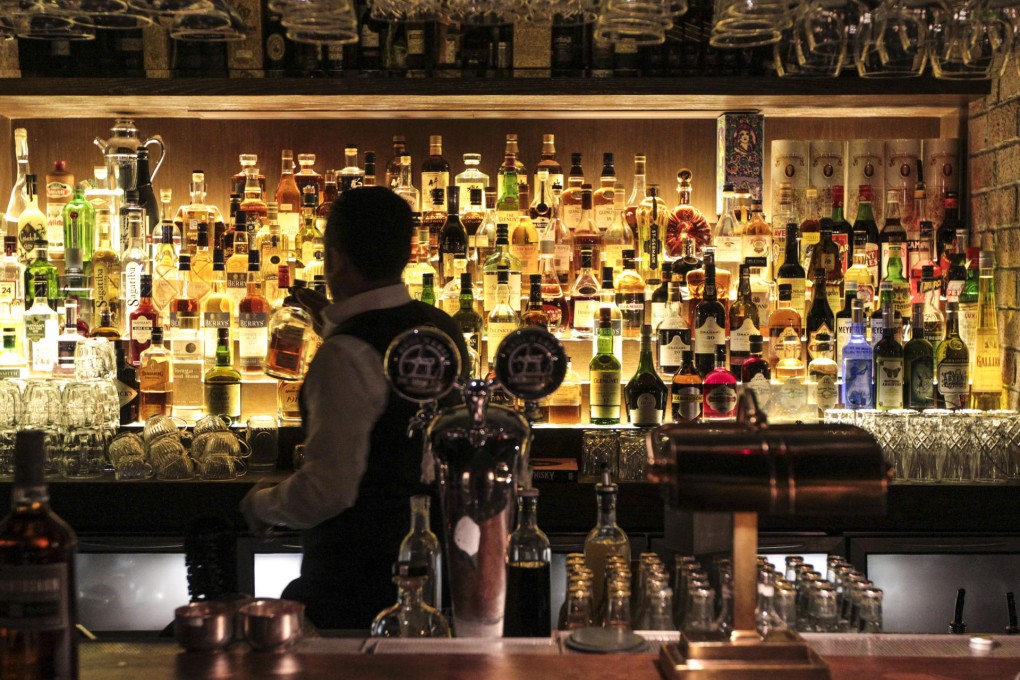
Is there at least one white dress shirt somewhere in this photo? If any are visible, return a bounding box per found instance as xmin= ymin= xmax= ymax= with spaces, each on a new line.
xmin=246 ymin=284 xmax=412 ymax=530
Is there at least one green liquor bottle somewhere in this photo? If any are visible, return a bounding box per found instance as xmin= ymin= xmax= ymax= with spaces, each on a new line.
xmin=903 ymin=302 xmax=934 ymax=410
xmin=589 ymin=307 xmax=621 ymax=425
xmin=935 ymin=302 xmax=969 ymax=410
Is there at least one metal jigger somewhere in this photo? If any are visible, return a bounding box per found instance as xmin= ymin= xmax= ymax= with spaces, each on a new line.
xmin=384 ymin=326 xmax=566 ymax=638
xmin=647 ymin=391 xmax=891 ymax=680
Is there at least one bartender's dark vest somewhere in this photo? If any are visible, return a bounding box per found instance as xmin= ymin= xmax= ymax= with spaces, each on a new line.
xmin=285 ymin=300 xmax=467 ymax=630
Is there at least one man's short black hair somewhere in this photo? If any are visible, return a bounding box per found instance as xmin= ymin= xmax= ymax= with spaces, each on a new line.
xmin=324 ymin=186 xmax=413 ymax=281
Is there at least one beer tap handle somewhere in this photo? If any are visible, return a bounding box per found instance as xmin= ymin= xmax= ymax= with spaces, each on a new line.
xmin=522 ymin=399 xmax=542 ymax=425
xmin=407 ymin=400 xmax=439 ymax=439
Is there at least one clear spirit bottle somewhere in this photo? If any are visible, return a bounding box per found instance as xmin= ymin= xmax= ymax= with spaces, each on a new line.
xmin=568 ymin=250 xmax=599 ymax=339
xmin=584 ymin=469 xmax=630 ymax=618
xmin=971 ymin=251 xmax=1002 ymax=410
xmin=397 ymin=495 xmax=443 ymax=611
xmin=151 ymin=223 xmax=179 ymax=316
xmin=454 ymin=153 xmax=489 ymax=213
xmin=841 ymin=299 xmax=874 ymax=409
xmin=5 ymin=128 xmax=30 ymax=248
xmin=806 ymin=333 xmax=838 ymax=419
xmin=24 ymin=276 xmax=58 ymax=377
xmin=17 ymin=174 xmax=45 ymax=268
xmin=420 ymin=135 xmax=450 ymax=211
xmin=169 ymin=255 xmax=203 ymax=419
xmin=370 ymin=561 xmax=451 ymax=638
xmin=394 ymin=155 xmax=420 ymax=212
xmin=485 ymin=268 xmax=520 ymax=365
xmin=338 ymin=144 xmax=366 ymax=194
xmin=482 ymin=223 xmax=522 ymax=313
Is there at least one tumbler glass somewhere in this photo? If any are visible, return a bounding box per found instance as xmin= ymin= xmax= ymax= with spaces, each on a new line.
xmin=246 ymin=415 xmax=279 ymax=470
xmin=61 ymin=426 xmax=106 ymax=479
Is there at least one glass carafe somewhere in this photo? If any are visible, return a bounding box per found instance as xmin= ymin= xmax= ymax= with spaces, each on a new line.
xmin=398 ymin=494 xmax=442 ymax=611
xmin=93 ymin=118 xmax=165 ymax=197
xmin=371 ymin=561 xmax=451 ymax=638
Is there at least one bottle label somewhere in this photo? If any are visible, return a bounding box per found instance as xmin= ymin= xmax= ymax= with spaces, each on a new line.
xmin=875 ymin=357 xmax=904 ymax=409
xmin=0 ymin=279 xmax=14 ymax=302
xmin=746 ymin=372 xmax=772 ymax=410
xmin=856 ymin=283 xmax=875 ymax=309
xmin=649 ymin=301 xmax=667 ymax=332
xmin=813 ymin=374 xmax=839 ymax=411
xmin=510 ymin=242 xmax=539 ymax=276
xmin=843 ymin=358 xmax=874 ymax=409
xmin=0 ymin=563 xmax=71 ymax=631
xmin=25 ymin=315 xmax=46 ymax=343
xmin=768 ymin=324 xmax=802 ymax=366
xmin=227 ymin=272 xmax=247 ymax=290
xmin=594 ymin=204 xmax=615 ymax=231
xmin=139 ymin=357 xmax=170 ymax=392
xmin=694 ymin=316 xmax=725 ymax=355
xmin=891 ymin=284 xmax=911 ymax=319
xmin=778 ymin=276 xmax=806 ymax=311
xmin=269 ymin=324 xmax=306 ymax=372
xmin=169 ymin=311 xmax=200 ymax=329
xmin=604 ymin=244 xmax=626 ymax=273
xmin=278 ymin=380 xmax=302 ymax=418
xmin=832 ymin=233 xmax=849 ymax=272
xmin=742 ymin=234 xmax=772 ymax=264
xmin=959 ymin=302 xmax=979 ymax=357
xmin=715 ymin=235 xmax=742 ymax=263
xmin=554 ymin=243 xmax=572 ymax=276
xmin=704 ymin=383 xmax=737 ymax=417
xmin=617 ymin=292 xmax=645 ymax=332
xmin=124 ymin=263 xmax=142 ymax=313
xmin=835 ymin=318 xmax=853 ymax=372
xmin=572 ymin=298 xmax=598 ymax=333
xmin=131 ymin=316 xmax=153 ymax=344
xmin=945 ymin=280 xmax=964 ymax=303
xmin=671 ymin=384 xmax=702 ymax=421
xmin=205 ymin=382 xmax=240 ymax=419
xmin=407 ymin=28 xmax=426 ymax=55
xmin=203 ymin=311 xmax=231 ymax=329
xmin=937 ymin=359 xmax=969 ymax=408
xmin=658 ymin=328 xmax=691 ymax=371
xmin=750 ymin=289 xmax=771 ymax=320
xmin=808 ymin=322 xmax=832 ymax=359
xmin=116 ymin=378 xmax=139 ymax=409
xmin=589 ymin=370 xmax=621 ymax=414
xmin=630 ymin=392 xmax=662 ymax=426
xmin=730 ymin=317 xmax=758 ymax=353
xmin=238 ymin=312 xmax=268 ymax=368
xmin=483 ymin=270 xmax=522 ymax=312
xmin=974 ymin=329 xmax=1001 ymax=391
xmin=486 ymin=321 xmax=517 ymax=362
xmin=562 ymin=203 xmax=582 ymax=231
xmin=870 ymin=318 xmax=883 ymax=346
xmin=421 ymin=171 xmax=448 ymax=201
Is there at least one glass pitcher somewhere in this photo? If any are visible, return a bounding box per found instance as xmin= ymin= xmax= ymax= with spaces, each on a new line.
xmin=93 ymin=118 xmax=166 ymax=196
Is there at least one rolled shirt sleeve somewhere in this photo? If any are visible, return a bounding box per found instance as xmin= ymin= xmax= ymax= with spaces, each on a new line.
xmin=247 ymin=335 xmax=389 ymax=530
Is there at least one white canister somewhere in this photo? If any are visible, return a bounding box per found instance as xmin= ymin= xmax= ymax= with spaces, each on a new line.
xmin=885 ymin=139 xmax=921 ymax=236
xmin=771 ymin=140 xmax=810 ymax=219
xmin=847 ymin=139 xmax=886 ymax=226
xmin=922 ymin=138 xmax=962 ymax=226
xmin=809 ymin=140 xmax=847 ymax=213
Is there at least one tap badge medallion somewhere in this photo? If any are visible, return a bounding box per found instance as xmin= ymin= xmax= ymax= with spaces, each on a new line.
xmin=384 ymin=326 xmax=461 ymax=403
xmin=493 ymin=328 xmax=567 ymax=401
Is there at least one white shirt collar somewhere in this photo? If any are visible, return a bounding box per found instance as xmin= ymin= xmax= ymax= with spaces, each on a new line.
xmin=320 ymin=284 xmax=412 ymax=338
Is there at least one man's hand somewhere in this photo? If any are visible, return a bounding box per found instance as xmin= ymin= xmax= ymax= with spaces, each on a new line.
xmin=240 ymin=481 xmax=277 ymax=539
xmin=294 ymin=286 xmax=329 ymax=337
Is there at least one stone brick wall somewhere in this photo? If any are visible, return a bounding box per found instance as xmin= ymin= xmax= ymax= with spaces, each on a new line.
xmin=969 ymin=60 xmax=1020 ymax=407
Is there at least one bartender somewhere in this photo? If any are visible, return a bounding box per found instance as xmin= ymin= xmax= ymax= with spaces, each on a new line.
xmin=240 ymin=186 xmax=468 ymax=629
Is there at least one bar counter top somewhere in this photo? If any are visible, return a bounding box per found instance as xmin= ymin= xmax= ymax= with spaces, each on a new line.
xmin=80 ymin=635 xmax=1020 ymax=679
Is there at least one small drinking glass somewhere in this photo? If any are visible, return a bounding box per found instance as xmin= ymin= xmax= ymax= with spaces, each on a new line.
xmin=246 ymin=415 xmax=279 ymax=471
xmin=62 ymin=380 xmax=105 ymax=429
xmin=199 ymin=452 xmax=248 ymax=481
xmin=617 ymin=429 xmax=647 ymax=482
xmin=582 ymin=429 xmax=620 ymax=481
xmin=61 ymin=427 xmax=106 ymax=479
xmin=142 ymin=413 xmax=185 ymax=444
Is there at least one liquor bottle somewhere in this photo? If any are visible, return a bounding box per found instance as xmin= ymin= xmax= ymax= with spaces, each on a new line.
xmin=370 ymin=560 xmax=451 ymax=638
xmin=420 ymin=273 xmax=436 ymax=307
xmin=827 ymin=185 xmax=853 ymax=273
xmin=874 ymin=304 xmax=904 ymax=410
xmin=297 ymin=186 xmax=321 ymax=271
xmin=439 ymin=255 xmax=468 ymax=314
xmin=944 ymin=228 xmax=969 ymax=302
xmin=871 ymin=282 xmax=902 ymax=347
xmin=776 ymin=221 xmax=806 ymax=315
xmin=572 ymin=185 xmax=603 ymax=269
xmin=808 ymin=226 xmax=843 ymax=313
xmin=0 ymin=236 xmax=21 ymax=314
xmin=637 ymin=185 xmax=668 ymax=284
xmin=0 ymin=430 xmax=78 ymax=680
xmin=670 ymin=349 xmax=702 ymax=422
xmin=151 ymin=223 xmax=179 ymax=316
xmin=138 ymin=325 xmax=172 ymax=420
xmin=255 ymin=203 xmax=289 ymax=288
xmin=486 ymin=268 xmax=519 ymax=365
xmin=882 ymin=243 xmax=911 ymax=322
xmin=880 ymin=189 xmax=907 ymax=284
xmin=203 ymin=327 xmax=241 ymax=422
xmin=404 ymin=227 xmax=438 ymax=302
xmin=5 ymin=129 xmax=30 ymax=252
xmin=90 ymin=214 xmax=121 ymax=326
xmin=238 ymin=250 xmax=270 ymax=374
xmin=584 ymin=469 xmax=630 ymax=615
xmin=728 ymin=264 xmax=760 ymax=375
xmin=197 ymin=251 xmax=230 ymax=369
xmin=385 ymin=136 xmax=407 ymax=189
xmin=454 ymin=153 xmax=489 ymax=212
xmin=767 ymin=284 xmax=803 ymax=372
xmin=835 ymin=281 xmax=857 ymax=380
xmin=921 ymin=265 xmax=945 ymax=342
xmin=226 ymin=225 xmax=250 ymax=311
xmin=135 ymin=148 xmax=162 ymax=236
xmin=53 ymin=299 xmax=84 ymax=378
xmin=589 ymin=307 xmax=622 ymax=425
xmin=538 ymin=240 xmax=569 ymax=336
xmin=741 ymin=335 xmax=772 ymax=412
xmin=805 ymin=267 xmax=834 ymax=359
xmin=438 ymin=190 xmax=467 ymax=284
xmin=505 ymin=488 xmax=552 ymax=638
xmin=17 ymin=174 xmax=46 ymax=267
xmin=62 ymin=184 xmax=94 ymax=265
xmin=191 ymin=223 xmax=215 ymax=303
xmin=482 ymin=223 xmax=522 ymax=313
xmin=115 ymin=343 xmax=139 ymax=424
xmin=592 ymin=153 xmax=617 ymax=232
xmin=541 ymin=359 xmax=582 ymax=424
xmin=521 ymin=274 xmax=549 ymax=330
xmin=474 ymin=189 xmax=498 ymax=274
xmin=971 ymin=252 xmax=1002 ymax=410
xmin=176 ymin=171 xmax=218 ymax=253
xmin=657 ymin=277 xmax=690 ymax=375
xmin=904 ymin=302 xmax=935 ymax=410
xmin=394 ymin=155 xmax=420 ymax=212
xmin=338 ymin=144 xmax=365 ymax=193
xmin=842 ymin=299 xmax=874 ymax=409
xmin=560 ymin=152 xmax=585 ymax=230
xmin=534 ymin=134 xmax=564 ymax=196
xmin=231 ymin=153 xmax=261 ymax=197
xmin=23 ymin=240 xmax=58 ymax=311
xmin=936 ymin=191 xmax=963 ymax=269
xmin=615 ymin=250 xmax=645 ymax=337
xmin=239 ymin=169 xmax=268 ymax=242
xmin=693 ymin=249 xmax=726 ymax=377
xmin=128 ymin=273 xmax=159 ymax=367
xmin=421 ymin=135 xmax=450 ymax=210
xmin=625 ymin=152 xmax=648 ymax=224
xmin=648 ymin=261 xmax=672 ymax=333
xmin=845 ymin=232 xmax=875 ymax=313
xmin=362 ymin=149 xmax=375 ymax=187
xmin=958 ymin=246 xmax=980 ymax=369
xmin=529 ymin=169 xmax=554 ymax=236
xmin=594 ymin=266 xmax=624 ymax=362
xmin=702 ymin=345 xmax=737 ymax=421
xmin=265 ymin=266 xmax=314 ymax=382
xmin=452 ymin=273 xmax=483 ymax=378
xmin=569 ymin=250 xmax=600 ymax=339
xmin=936 ymin=302 xmax=969 ymax=410
xmin=314 ymin=171 xmax=337 ymax=238
xmin=91 ymin=308 xmax=121 ymax=340
xmin=910 ymin=209 xmax=942 ymax=303
xmin=24 ymin=277 xmax=58 ymax=376
xmin=770 ymin=184 xmax=797 ymax=280
xmin=168 ymin=255 xmax=202 ymax=417
xmin=398 ymin=495 xmax=443 ymax=611
xmin=462 ymin=187 xmax=486 ymax=269
xmin=665 ymin=169 xmax=710 ymax=258
xmin=626 ymin=324 xmax=667 ymax=426
xmin=506 ymin=133 xmax=529 ymax=206
xmin=850 ymin=185 xmax=881 ymax=285
xmin=274 ymin=149 xmax=301 ymax=238
xmin=806 ymin=333 xmax=838 ymax=418
xmin=799 ymin=187 xmax=822 ymax=272
xmin=741 ymin=200 xmax=773 ymax=277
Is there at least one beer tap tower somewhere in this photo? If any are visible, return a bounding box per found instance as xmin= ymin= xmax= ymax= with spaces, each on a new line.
xmin=385 ymin=326 xmax=566 ymax=638
xmin=648 ymin=391 xmax=891 ymax=679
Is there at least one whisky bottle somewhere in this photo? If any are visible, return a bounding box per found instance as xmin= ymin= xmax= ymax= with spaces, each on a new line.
xmin=404 ymin=227 xmax=438 ymax=302
xmin=505 ymin=488 xmax=552 ymax=638
xmin=538 ymin=240 xmax=569 ymax=337
xmin=560 ymin=152 xmax=585 ymax=230
xmin=776 ymin=221 xmax=806 ymax=315
xmin=226 ymin=227 xmax=250 ymax=310
xmin=53 ymin=299 xmax=84 ymax=378
xmin=91 ymin=308 xmax=120 ymax=341
xmin=454 ymin=153 xmax=489 ymax=212
xmin=486 ymin=268 xmax=520 ymax=365
xmin=614 ymin=250 xmax=645 ymax=338
xmin=294 ymin=153 xmax=323 ymax=200
xmin=189 ymin=222 xmax=214 ymax=304
xmin=203 ymin=327 xmax=241 ymax=423
xmin=806 ymin=333 xmax=838 ymax=418
xmin=202 ymin=250 xmax=232 ymax=368
xmin=589 ymin=307 xmax=622 ymax=425
xmin=805 ymin=267 xmax=834 ymax=359
xmin=741 ymin=201 xmax=773 ymax=277
xmin=602 ymin=182 xmax=633 ymax=276
xmin=266 ymin=266 xmax=314 ymax=382
xmin=0 ymin=430 xmax=78 ymax=680
xmin=874 ymin=305 xmax=904 ymax=411
xmin=238 ymin=250 xmax=270 ymax=374
xmin=231 ymin=153 xmax=262 ymax=197
xmin=693 ymin=250 xmax=726 ymax=377
xmin=626 ymin=324 xmax=667 ymax=427
xmin=338 ymin=144 xmax=365 ymax=194
xmin=808 ymin=226 xmax=843 ymax=313
xmin=482 ymin=223 xmax=522 ymax=313
xmin=394 ymin=155 xmax=420 ymax=212
xmin=151 ymin=223 xmax=179 ymax=316
xmin=592 ymin=152 xmax=616 ymax=232
xmin=239 ymin=168 xmax=268 ymax=226
xmin=255 ymin=203 xmax=289 ymax=299
xmin=594 ymin=266 xmax=623 ymax=362
xmin=568 ymin=249 xmax=600 ymax=339
xmin=971 ymin=251 xmax=1002 ymax=410
xmin=139 ymin=325 xmax=173 ymax=420
xmin=521 ymin=274 xmax=549 ymax=330
xmin=728 ymin=263 xmax=760 ymax=375
xmin=421 ymin=135 xmax=450 ymax=210
xmin=275 ymin=149 xmax=301 ymax=239
xmin=671 ymin=349 xmax=702 ymax=422
xmin=903 ymin=302 xmax=935 ymax=410
xmin=850 ymin=185 xmax=881 ymax=285
xmin=936 ymin=302 xmax=969 ymax=410
xmin=364 ymin=151 xmax=377 ymax=188
xmin=534 ymin=133 xmax=564 ymax=195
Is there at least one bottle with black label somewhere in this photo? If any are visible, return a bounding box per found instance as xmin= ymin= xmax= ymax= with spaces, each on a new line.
xmin=670 ymin=349 xmax=702 ymax=422
xmin=740 ymin=335 xmax=772 ymax=412
xmin=657 ymin=275 xmax=690 ymax=375
xmin=0 ymin=430 xmax=78 ymax=679
xmin=693 ymin=250 xmax=726 ymax=377
xmin=728 ymin=263 xmax=759 ymax=375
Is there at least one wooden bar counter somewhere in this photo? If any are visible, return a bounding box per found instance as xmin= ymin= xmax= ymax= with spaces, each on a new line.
xmin=80 ymin=635 xmax=1020 ymax=679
